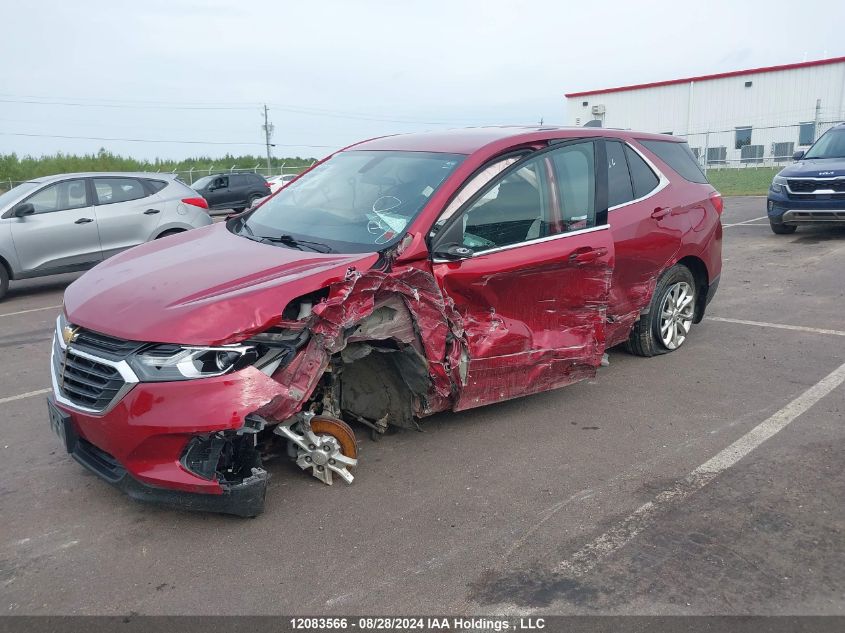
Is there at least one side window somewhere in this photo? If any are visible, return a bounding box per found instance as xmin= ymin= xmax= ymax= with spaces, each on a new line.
xmin=606 ymin=141 xmax=634 ymax=207
xmin=639 ymin=140 xmax=706 ymax=184
xmin=549 ymin=141 xmax=596 ymax=232
xmin=460 ymin=159 xmax=547 ymax=251
xmin=144 ymin=179 xmax=168 ymax=193
xmin=216 ymin=175 xmax=229 ymax=188
xmin=93 ymin=178 xmax=148 ymax=205
xmin=26 ymin=180 xmax=89 ymax=214
xmin=436 ymin=155 xmax=524 ymax=229
xmin=625 ymin=146 xmax=660 ymax=197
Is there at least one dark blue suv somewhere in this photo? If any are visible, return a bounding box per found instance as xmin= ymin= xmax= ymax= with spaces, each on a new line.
xmin=767 ymin=123 xmax=845 ymax=234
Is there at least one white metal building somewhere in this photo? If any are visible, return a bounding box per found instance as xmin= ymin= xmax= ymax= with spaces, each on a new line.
xmin=564 ymin=56 xmax=845 ymax=167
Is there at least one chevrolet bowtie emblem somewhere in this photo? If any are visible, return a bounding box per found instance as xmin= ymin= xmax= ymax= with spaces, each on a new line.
xmin=62 ymin=325 xmax=79 ymax=346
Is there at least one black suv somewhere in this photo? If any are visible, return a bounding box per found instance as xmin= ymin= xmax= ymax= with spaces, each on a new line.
xmin=767 ymin=123 xmax=845 ymax=234
xmin=192 ymin=173 xmax=271 ymax=212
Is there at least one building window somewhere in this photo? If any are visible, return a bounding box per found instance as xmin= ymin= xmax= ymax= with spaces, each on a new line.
xmin=799 ymin=122 xmax=815 ymax=146
xmin=735 ymin=127 xmax=752 ymax=150
xmin=744 ymin=81 xmax=753 ymax=88
xmin=582 ymin=101 xmax=588 ymax=107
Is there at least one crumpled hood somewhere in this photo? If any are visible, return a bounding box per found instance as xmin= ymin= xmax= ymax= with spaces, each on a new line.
xmin=779 ymin=158 xmax=845 ymax=178
xmin=63 ymin=223 xmax=379 ymax=345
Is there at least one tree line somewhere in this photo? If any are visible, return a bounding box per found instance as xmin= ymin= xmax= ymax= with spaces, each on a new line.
xmin=0 ymin=149 xmax=318 ymax=189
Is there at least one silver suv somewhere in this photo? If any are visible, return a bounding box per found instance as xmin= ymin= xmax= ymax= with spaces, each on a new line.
xmin=0 ymin=172 xmax=213 ymax=299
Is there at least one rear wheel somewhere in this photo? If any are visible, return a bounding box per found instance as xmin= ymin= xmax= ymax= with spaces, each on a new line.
xmin=155 ymin=229 xmax=184 ymax=240
xmin=770 ymin=219 xmax=797 ymax=234
xmin=0 ymin=264 xmax=8 ymax=301
xmin=626 ymin=264 xmax=697 ymax=357
xmin=246 ymin=194 xmax=262 ymax=209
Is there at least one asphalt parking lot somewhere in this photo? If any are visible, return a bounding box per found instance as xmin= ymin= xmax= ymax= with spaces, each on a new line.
xmin=0 ymin=197 xmax=842 ymax=616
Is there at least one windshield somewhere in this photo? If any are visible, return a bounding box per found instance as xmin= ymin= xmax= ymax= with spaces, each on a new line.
xmin=239 ymin=150 xmax=464 ymax=253
xmin=0 ymin=181 xmax=43 ymax=210
xmin=804 ymin=128 xmax=845 ymax=159
xmin=191 ymin=175 xmax=214 ymax=189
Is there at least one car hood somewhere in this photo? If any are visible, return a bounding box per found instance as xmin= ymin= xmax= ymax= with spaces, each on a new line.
xmin=779 ymin=158 xmax=845 ymax=178
xmin=63 ymin=223 xmax=380 ymax=345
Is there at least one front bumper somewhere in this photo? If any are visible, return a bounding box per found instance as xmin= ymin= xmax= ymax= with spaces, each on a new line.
xmin=49 ymin=329 xmax=288 ymax=516
xmin=51 ymin=404 xmax=267 ymax=517
xmin=767 ymin=189 xmax=845 ymax=225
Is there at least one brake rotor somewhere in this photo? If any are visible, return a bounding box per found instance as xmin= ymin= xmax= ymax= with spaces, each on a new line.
xmin=310 ymin=416 xmax=358 ymax=460
xmin=274 ymin=413 xmax=359 ymax=485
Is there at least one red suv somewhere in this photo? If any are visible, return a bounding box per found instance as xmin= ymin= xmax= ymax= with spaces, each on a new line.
xmin=49 ymin=127 xmax=722 ymax=516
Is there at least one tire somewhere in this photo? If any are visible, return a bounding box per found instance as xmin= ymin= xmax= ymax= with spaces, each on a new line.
xmin=770 ymin=219 xmax=797 ymax=234
xmin=155 ymin=229 xmax=184 ymax=240
xmin=0 ymin=264 xmax=8 ymax=301
xmin=625 ymin=264 xmax=697 ymax=357
xmin=246 ymin=194 xmax=262 ymax=209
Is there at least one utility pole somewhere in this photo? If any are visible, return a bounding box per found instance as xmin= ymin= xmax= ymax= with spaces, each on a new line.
xmin=262 ymin=104 xmax=274 ymax=174
xmin=814 ymin=98 xmax=822 ymax=143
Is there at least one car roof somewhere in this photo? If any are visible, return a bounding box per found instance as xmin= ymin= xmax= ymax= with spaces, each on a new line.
xmin=349 ymin=126 xmax=681 ymax=155
xmin=26 ymin=172 xmax=180 ymax=184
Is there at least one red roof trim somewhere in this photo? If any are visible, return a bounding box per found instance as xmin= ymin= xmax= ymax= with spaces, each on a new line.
xmin=564 ymin=56 xmax=845 ymax=98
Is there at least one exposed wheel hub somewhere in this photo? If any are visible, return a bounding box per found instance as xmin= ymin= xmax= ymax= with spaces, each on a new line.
xmin=275 ymin=413 xmax=358 ymax=485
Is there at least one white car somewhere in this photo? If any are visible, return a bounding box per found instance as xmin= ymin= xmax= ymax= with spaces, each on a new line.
xmin=266 ymin=173 xmax=298 ymax=194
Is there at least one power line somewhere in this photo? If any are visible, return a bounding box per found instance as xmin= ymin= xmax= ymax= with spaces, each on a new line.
xmin=0 ymin=94 xmax=487 ymax=125
xmin=0 ymin=131 xmax=336 ymax=148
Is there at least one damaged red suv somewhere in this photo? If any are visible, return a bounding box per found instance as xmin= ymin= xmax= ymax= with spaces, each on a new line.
xmin=49 ymin=127 xmax=722 ymax=516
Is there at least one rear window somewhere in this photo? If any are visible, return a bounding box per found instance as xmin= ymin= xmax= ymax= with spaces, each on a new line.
xmin=639 ymin=140 xmax=708 ymax=184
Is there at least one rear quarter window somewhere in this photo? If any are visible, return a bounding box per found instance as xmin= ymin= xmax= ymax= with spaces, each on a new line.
xmin=639 ymin=140 xmax=708 ymax=184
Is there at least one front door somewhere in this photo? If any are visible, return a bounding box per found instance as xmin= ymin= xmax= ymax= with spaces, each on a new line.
xmin=431 ymin=140 xmax=614 ymax=410
xmin=8 ymin=178 xmax=102 ymax=275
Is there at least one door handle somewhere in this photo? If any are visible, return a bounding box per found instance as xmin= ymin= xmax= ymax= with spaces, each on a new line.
xmin=651 ymin=206 xmax=671 ymax=219
xmin=144 ymin=208 xmax=161 ymax=215
xmin=74 ymin=217 xmax=93 ymax=224
xmin=569 ymin=246 xmax=608 ymax=264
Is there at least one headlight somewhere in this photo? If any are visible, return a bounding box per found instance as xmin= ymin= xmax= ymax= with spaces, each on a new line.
xmin=771 ymin=175 xmax=788 ymax=193
xmin=128 ymin=344 xmax=258 ymax=382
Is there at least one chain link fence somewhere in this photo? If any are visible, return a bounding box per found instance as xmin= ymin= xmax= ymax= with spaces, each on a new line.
xmin=677 ymin=120 xmax=843 ymax=172
xmin=1 ymin=162 xmax=317 ymax=193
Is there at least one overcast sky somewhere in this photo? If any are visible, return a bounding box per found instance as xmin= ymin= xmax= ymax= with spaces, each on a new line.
xmin=1 ymin=0 xmax=843 ymax=162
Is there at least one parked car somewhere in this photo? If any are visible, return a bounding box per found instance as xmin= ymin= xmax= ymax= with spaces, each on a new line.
xmin=50 ymin=127 xmax=722 ymax=516
xmin=767 ymin=122 xmax=845 ymax=234
xmin=192 ymin=172 xmax=271 ymax=211
xmin=267 ymin=173 xmax=298 ymax=194
xmin=0 ymin=173 xmax=211 ymax=299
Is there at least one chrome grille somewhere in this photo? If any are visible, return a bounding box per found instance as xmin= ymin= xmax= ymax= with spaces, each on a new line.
xmin=51 ymin=319 xmax=139 ymax=413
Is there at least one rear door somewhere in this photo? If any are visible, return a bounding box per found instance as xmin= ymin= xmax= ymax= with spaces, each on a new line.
xmin=92 ymin=177 xmax=163 ymax=257
xmin=601 ymin=140 xmax=687 ymax=347
xmin=431 ymin=140 xmax=614 ymax=410
xmin=7 ymin=178 xmax=102 ymax=274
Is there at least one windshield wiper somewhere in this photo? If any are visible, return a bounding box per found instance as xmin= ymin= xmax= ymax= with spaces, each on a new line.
xmin=257 ymin=234 xmax=335 ymax=253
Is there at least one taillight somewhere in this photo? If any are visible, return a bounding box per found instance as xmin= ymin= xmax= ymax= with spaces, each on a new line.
xmin=182 ymin=197 xmax=209 ymax=210
xmin=264 ymin=181 xmax=271 ymax=188
xmin=709 ymin=192 xmax=723 ymax=215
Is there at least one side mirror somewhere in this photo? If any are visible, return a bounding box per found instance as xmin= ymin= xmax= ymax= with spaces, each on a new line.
xmin=433 ymin=243 xmax=474 ymax=260
xmin=792 ymin=150 xmax=805 ymax=161
xmin=14 ymin=203 xmax=35 ymax=218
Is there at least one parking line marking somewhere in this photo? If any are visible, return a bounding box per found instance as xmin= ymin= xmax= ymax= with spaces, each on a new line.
xmin=0 ymin=388 xmax=50 ymax=404
xmin=722 ymin=215 xmax=768 ymax=227
xmin=0 ymin=304 xmax=62 ymax=318
xmin=553 ymin=359 xmax=845 ymax=578
xmin=707 ymin=316 xmax=845 ymax=337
